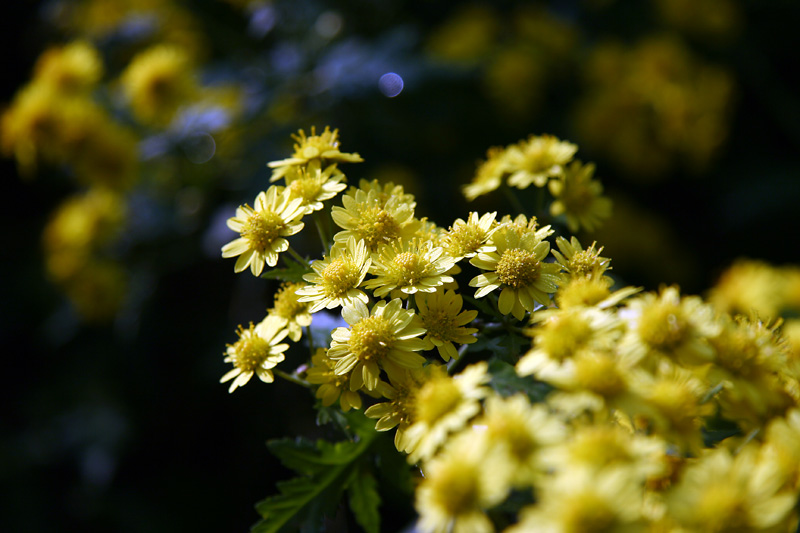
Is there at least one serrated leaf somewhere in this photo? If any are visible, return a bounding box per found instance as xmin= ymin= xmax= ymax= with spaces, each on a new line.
xmin=347 ymin=465 xmax=381 ymax=533
xmin=488 ymin=360 xmax=552 ymax=402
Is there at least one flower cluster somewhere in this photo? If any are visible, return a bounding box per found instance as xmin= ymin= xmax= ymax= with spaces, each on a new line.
xmin=220 ymin=127 xmax=800 ymax=533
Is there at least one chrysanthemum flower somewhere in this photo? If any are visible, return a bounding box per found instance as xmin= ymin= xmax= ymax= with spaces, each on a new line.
xmin=415 ymin=429 xmax=510 ymax=533
xmin=350 ymin=178 xmax=416 ymax=210
xmin=34 ymin=41 xmax=103 ymax=94
xmin=221 ymin=186 xmax=305 ymax=277
xmin=415 ymin=289 xmax=478 ymax=361
xmin=295 ymin=236 xmax=371 ymax=313
xmin=220 ymin=316 xmax=289 ymax=393
xmin=327 ymin=299 xmax=428 ymax=392
xmin=555 ymin=276 xmax=641 ymax=310
xmin=462 ymin=146 xmax=508 ymax=201
xmin=505 ymin=134 xmax=577 ymax=189
xmin=364 ymin=239 xmax=456 ymax=298
xmin=441 ymin=211 xmax=498 ymax=260
xmin=305 ymin=348 xmax=362 ymax=411
xmin=548 ymin=160 xmax=613 ymax=232
xmin=618 ymin=286 xmax=720 ymax=367
xmin=364 ymin=366 xmax=431 ymax=452
xmin=469 ymin=216 xmax=562 ymax=320
xmin=119 ymin=44 xmax=198 ymax=126
xmin=284 ymin=163 xmax=346 ymax=215
xmin=404 ymin=362 xmax=490 ymax=463
xmin=268 ymin=282 xmax=312 ymax=342
xmin=552 ymin=236 xmax=612 ymax=282
xmin=268 ymin=126 xmax=363 ymax=182
xmin=667 ymin=446 xmax=797 ymax=532
xmin=331 ymin=186 xmax=419 ymax=252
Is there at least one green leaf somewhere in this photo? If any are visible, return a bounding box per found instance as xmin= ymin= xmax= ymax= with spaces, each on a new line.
xmin=346 ymin=465 xmax=381 ymax=533
xmin=252 ymin=411 xmax=379 ymax=533
xmin=488 ymin=360 xmax=552 ymax=402
xmin=260 ymin=255 xmax=312 ymax=283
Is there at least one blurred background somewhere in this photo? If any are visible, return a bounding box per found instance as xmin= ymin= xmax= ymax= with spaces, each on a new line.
xmin=2 ymin=0 xmax=799 ymax=531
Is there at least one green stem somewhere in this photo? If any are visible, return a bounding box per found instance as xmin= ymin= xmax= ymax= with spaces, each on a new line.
xmin=313 ymin=211 xmax=331 ymax=254
xmin=305 ymin=324 xmax=316 ymax=358
xmin=501 ymin=182 xmax=528 ymax=217
xmin=288 ymin=246 xmax=310 ymax=268
xmin=274 ymin=368 xmax=312 ymax=389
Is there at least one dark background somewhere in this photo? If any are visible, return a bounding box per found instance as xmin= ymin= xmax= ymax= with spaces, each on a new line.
xmin=2 ymin=1 xmax=799 ymax=531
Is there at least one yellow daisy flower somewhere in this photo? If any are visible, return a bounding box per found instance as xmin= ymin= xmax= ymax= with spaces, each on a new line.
xmin=268 ymin=126 xmax=363 ymax=182
xmin=327 ymin=299 xmax=428 ymax=392
xmin=555 ymin=276 xmax=641 ymax=310
xmin=415 ymin=289 xmax=478 ymax=362
xmin=34 ymin=40 xmax=103 ymax=95
xmin=220 ymin=316 xmax=289 ymax=393
xmin=505 ymin=133 xmax=577 ymax=189
xmin=349 ymin=178 xmax=416 ymax=210
xmin=119 ymin=44 xmax=198 ymax=126
xmin=305 ymin=348 xmax=362 ymax=411
xmin=548 ymin=160 xmax=613 ymax=232
xmin=441 ymin=211 xmax=498 ymax=260
xmin=363 ymin=238 xmax=456 ymax=298
xmin=284 ymin=163 xmax=347 ymax=215
xmin=462 ymin=146 xmax=508 ymax=201
xmin=221 ymin=185 xmax=305 ymax=277
xmin=404 ymin=362 xmax=490 ymax=463
xmin=331 ymin=185 xmax=419 ymax=252
xmin=552 ymin=235 xmax=612 ymax=282
xmin=295 ymin=236 xmax=371 ymax=313
xmin=415 ymin=429 xmax=510 ymax=533
xmin=364 ymin=366 xmax=430 ymax=452
xmin=469 ymin=216 xmax=562 ymax=320
xmin=268 ymin=281 xmax=312 ymax=342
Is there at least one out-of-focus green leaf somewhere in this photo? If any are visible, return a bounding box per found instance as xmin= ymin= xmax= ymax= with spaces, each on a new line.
xmin=346 ymin=464 xmax=381 ymax=533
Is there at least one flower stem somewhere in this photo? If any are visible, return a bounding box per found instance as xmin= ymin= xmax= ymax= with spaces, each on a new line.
xmin=274 ymin=368 xmax=311 ymax=388
xmin=287 ymin=246 xmax=310 ymax=268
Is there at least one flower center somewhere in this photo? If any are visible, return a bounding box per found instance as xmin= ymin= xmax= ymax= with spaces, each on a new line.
xmin=638 ymin=303 xmax=688 ymax=351
xmin=415 ymin=377 xmax=463 ymax=424
xmin=391 ymin=251 xmax=427 ymax=286
xmin=322 ymin=258 xmax=361 ymax=297
xmin=356 ymin=206 xmax=400 ymax=250
xmin=569 ymin=249 xmax=606 ymax=278
xmin=271 ymin=282 xmax=308 ymax=319
xmin=422 ymin=309 xmax=456 ymax=342
xmin=431 ymin=464 xmax=480 ymax=515
xmin=289 ymin=176 xmax=321 ymax=202
xmin=230 ymin=330 xmax=270 ymax=372
xmin=537 ymin=313 xmax=593 ymax=362
xmin=242 ymin=210 xmax=285 ymax=253
xmin=574 ymin=352 xmax=625 ymax=396
xmin=496 ymin=248 xmax=541 ymax=288
xmin=349 ymin=316 xmax=395 ymax=361
xmin=447 ymin=224 xmax=485 ymax=256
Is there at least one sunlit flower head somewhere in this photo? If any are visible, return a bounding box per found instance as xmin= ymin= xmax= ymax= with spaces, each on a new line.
xmin=553 ymin=236 xmax=612 ymax=282
xmin=305 ymin=348 xmax=362 ymax=412
xmin=268 ymin=281 xmax=312 ymax=342
xmin=462 ymin=146 xmax=508 ymax=201
xmin=618 ymin=286 xmax=720 ymax=368
xmin=365 ymin=365 xmax=431 ymax=452
xmin=327 ymin=299 xmax=428 ymax=392
xmin=120 ymin=44 xmax=198 ymax=126
xmin=331 ymin=186 xmax=419 ymax=252
xmin=549 ymin=160 xmax=613 ymax=232
xmin=505 ymin=133 xmax=578 ymax=189
xmin=34 ymin=41 xmax=103 ymax=94
xmin=555 ymin=276 xmax=641 ymax=310
xmin=470 ymin=215 xmax=561 ymax=320
xmin=284 ymin=162 xmax=347 ymax=214
xmin=350 ymin=178 xmax=416 ymax=210
xmin=296 ymin=236 xmax=371 ymax=313
xmin=416 ymin=428 xmax=509 ymax=533
xmin=220 ymin=316 xmax=289 ymax=393
xmin=364 ymin=238 xmax=456 ymax=298
xmin=404 ymin=362 xmax=490 ymax=463
xmin=415 ymin=289 xmax=478 ymax=362
xmin=268 ymin=126 xmax=363 ymax=182
xmin=221 ymin=186 xmax=305 ymax=277
xmin=442 ymin=211 xmax=498 ymax=260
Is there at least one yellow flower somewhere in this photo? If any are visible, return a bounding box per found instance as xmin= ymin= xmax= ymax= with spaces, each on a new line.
xmin=331 ymin=185 xmax=419 ymax=252
xmin=549 ymin=160 xmax=613 ymax=232
xmin=469 ymin=215 xmax=562 ymax=320
xmin=295 ymin=236 xmax=371 ymax=313
xmin=221 ymin=186 xmax=305 ymax=277
xmin=404 ymin=362 xmax=490 ymax=463
xmin=120 ymin=44 xmax=198 ymax=126
xmin=268 ymin=282 xmax=312 ymax=342
xmin=441 ymin=211 xmax=498 ymax=260
xmin=284 ymin=163 xmax=347 ymax=214
xmin=505 ymin=133 xmax=577 ymax=189
xmin=708 ymin=259 xmax=789 ymax=319
xmin=305 ymin=348 xmax=362 ymax=411
xmin=618 ymin=286 xmax=720 ymax=368
xmin=552 ymin=236 xmax=612 ymax=282
xmin=350 ymin=178 xmax=416 ymax=210
xmin=364 ymin=366 xmax=431 ymax=452
xmin=667 ymin=446 xmax=796 ymax=532
xmin=415 ymin=289 xmax=478 ymax=362
xmin=34 ymin=41 xmax=103 ymax=95
xmin=555 ymin=276 xmax=641 ymax=310
xmin=364 ymin=238 xmax=456 ymax=298
xmin=327 ymin=299 xmax=428 ymax=392
xmin=268 ymin=126 xmax=363 ymax=182
xmin=220 ymin=316 xmax=289 ymax=393
xmin=462 ymin=146 xmax=507 ymax=201
xmin=415 ymin=428 xmax=509 ymax=533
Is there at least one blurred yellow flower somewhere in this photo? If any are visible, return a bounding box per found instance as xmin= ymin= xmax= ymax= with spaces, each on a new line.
xmin=305 ymin=348 xmax=362 ymax=412
xmin=549 ymin=160 xmax=612 ymax=232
